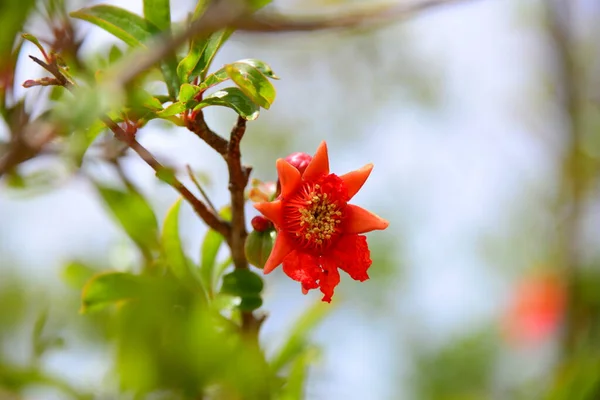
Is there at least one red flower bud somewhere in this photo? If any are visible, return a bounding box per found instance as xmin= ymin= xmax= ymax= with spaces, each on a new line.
xmin=251 ymin=216 xmax=272 ymax=232
xmin=284 ymin=152 xmax=312 ymax=174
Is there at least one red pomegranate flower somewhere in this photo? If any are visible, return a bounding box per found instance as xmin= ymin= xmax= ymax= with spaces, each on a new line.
xmin=254 ymin=141 xmax=389 ymax=302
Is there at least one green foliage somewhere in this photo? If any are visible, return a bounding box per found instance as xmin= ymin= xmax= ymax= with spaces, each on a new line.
xmin=70 ymin=5 xmax=161 ymax=47
xmin=0 ymin=0 xmax=35 ymax=65
xmin=161 ymin=198 xmax=206 ymax=294
xmin=414 ymin=330 xmax=497 ymax=400
xmin=226 ymin=62 xmax=277 ymax=109
xmin=143 ymin=0 xmax=171 ymax=32
xmin=95 ymin=184 xmax=159 ymax=255
xmin=197 ymin=87 xmax=261 ymax=120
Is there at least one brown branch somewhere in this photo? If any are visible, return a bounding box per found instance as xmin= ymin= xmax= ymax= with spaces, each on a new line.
xmin=100 ymin=116 xmax=230 ymax=238
xmin=103 ymin=0 xmax=474 ymax=91
xmin=227 ymin=116 xmax=250 ymax=271
xmin=234 ymin=0 xmax=474 ymax=33
xmin=185 ymin=110 xmax=229 ymax=155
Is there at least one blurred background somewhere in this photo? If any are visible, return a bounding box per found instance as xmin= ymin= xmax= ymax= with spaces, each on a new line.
xmin=2 ymin=0 xmax=600 ymax=399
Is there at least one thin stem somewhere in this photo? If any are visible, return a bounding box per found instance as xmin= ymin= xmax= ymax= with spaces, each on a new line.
xmin=186 ymin=164 xmax=218 ymax=215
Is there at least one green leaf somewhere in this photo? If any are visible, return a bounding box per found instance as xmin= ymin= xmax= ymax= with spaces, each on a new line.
xmin=198 ymin=68 xmax=229 ymax=90
xmin=70 ymin=5 xmax=161 ymax=47
xmin=162 ymin=198 xmax=206 ymax=295
xmin=96 ymin=184 xmax=159 ymax=253
xmin=225 ymin=62 xmax=276 ymax=109
xmin=0 ymin=0 xmax=35 ymax=64
xmin=248 ymin=0 xmax=273 ymax=10
xmin=161 ymin=198 xmax=188 ymax=280
xmin=192 ymin=0 xmax=210 ymax=19
xmin=161 ymin=55 xmax=181 ymax=99
xmin=200 ymin=229 xmax=224 ymax=295
xmin=270 ymin=302 xmax=331 ymax=373
xmin=81 ymin=272 xmax=143 ymax=313
xmin=221 ymin=269 xmax=263 ymax=297
xmin=143 ymin=0 xmax=171 ymax=31
xmin=21 ymin=33 xmax=46 ymax=57
xmin=62 ymin=261 xmax=97 ymax=289
xmin=192 ymin=30 xmax=233 ymax=80
xmin=178 ymin=83 xmax=200 ymax=103
xmin=195 ymin=87 xmax=260 ymax=120
xmin=157 ymin=102 xmax=186 ymax=117
xmin=237 ymin=59 xmax=279 ymax=79
xmin=278 ymin=349 xmax=318 ymax=400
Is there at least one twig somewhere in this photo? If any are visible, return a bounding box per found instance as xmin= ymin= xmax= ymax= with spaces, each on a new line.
xmin=103 ymin=0 xmax=473 ymax=90
xmin=234 ymin=0 xmax=473 ymax=33
xmin=186 ymin=164 xmax=218 ymax=215
xmin=100 ymin=116 xmax=230 ymax=238
xmin=227 ymin=116 xmax=250 ymax=271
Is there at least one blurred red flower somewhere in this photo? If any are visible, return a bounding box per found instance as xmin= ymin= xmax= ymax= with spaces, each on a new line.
xmin=503 ymin=273 xmax=566 ymax=345
xmin=254 ymin=141 xmax=389 ymax=302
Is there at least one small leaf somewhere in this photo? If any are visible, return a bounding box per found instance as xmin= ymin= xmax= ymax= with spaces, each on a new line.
xmin=196 ymin=87 xmax=260 ymax=120
xmin=198 ymin=68 xmax=229 ymax=91
xmin=143 ymin=0 xmax=171 ymax=31
xmin=191 ymin=30 xmax=233 ymax=80
xmin=95 ymin=184 xmax=159 ymax=252
xmin=162 ymin=198 xmax=206 ymax=294
xmin=178 ymin=83 xmax=200 ymax=103
xmin=157 ymin=102 xmax=186 ymax=117
xmin=177 ymin=38 xmax=207 ymax=84
xmin=225 ymin=62 xmax=276 ymax=109
xmin=237 ymin=59 xmax=279 ymax=79
xmin=70 ymin=5 xmax=161 ymax=47
xmin=200 ymin=229 xmax=224 ymax=295
xmin=221 ymin=269 xmax=264 ymax=297
xmin=81 ymin=272 xmax=143 ymax=313
xmin=62 ymin=261 xmax=97 ymax=289
xmin=21 ymin=33 xmax=46 ymax=57
xmin=192 ymin=0 xmax=210 ymax=19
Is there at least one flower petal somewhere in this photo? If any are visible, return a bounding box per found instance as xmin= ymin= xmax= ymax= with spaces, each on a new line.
xmin=302 ymin=141 xmax=329 ymax=181
xmin=319 ymin=258 xmax=341 ymax=303
xmin=282 ymin=251 xmax=321 ymax=291
xmin=340 ymin=163 xmax=373 ymax=200
xmin=263 ymin=232 xmax=295 ymax=274
xmin=330 ymin=235 xmax=372 ymax=282
xmin=276 ymin=159 xmax=302 ymax=198
xmin=343 ymin=204 xmax=389 ymax=234
xmin=254 ymin=200 xmax=284 ymax=227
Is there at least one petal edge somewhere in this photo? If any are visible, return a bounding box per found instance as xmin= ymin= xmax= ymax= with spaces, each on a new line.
xmin=340 ymin=163 xmax=373 ymax=200
xmin=344 ymin=204 xmax=389 ymax=234
xmin=303 ymin=141 xmax=329 ymax=181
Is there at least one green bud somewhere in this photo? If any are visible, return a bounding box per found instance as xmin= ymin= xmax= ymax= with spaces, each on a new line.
xmin=245 ymin=229 xmax=275 ymax=269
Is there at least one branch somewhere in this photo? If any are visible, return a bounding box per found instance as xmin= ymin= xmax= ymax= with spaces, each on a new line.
xmin=100 ymin=117 xmax=230 ymax=238
xmin=234 ymin=0 xmax=473 ymax=33
xmin=185 ymin=110 xmax=229 ymax=155
xmin=227 ymin=116 xmax=250 ymax=271
xmin=102 ymin=0 xmax=473 ymax=90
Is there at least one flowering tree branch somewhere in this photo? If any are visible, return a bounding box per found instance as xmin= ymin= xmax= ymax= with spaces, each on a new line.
xmin=227 ymin=116 xmax=250 ymax=271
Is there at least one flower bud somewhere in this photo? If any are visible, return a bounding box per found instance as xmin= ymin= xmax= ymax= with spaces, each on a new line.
xmin=251 ymin=216 xmax=272 ymax=232
xmin=284 ymin=152 xmax=312 ymax=174
xmin=245 ymin=229 xmax=275 ymax=269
